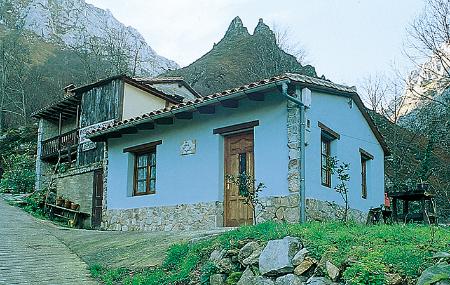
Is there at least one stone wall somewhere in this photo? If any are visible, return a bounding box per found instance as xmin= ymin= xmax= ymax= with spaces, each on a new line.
xmin=287 ymin=100 xmax=301 ymax=193
xmin=54 ymin=163 xmax=102 ymax=223
xmin=257 ymin=195 xmax=367 ymax=224
xmin=101 ymin=201 xmax=224 ymax=231
xmin=101 ymin=196 xmax=366 ymax=232
xmin=306 ymin=198 xmax=366 ymax=223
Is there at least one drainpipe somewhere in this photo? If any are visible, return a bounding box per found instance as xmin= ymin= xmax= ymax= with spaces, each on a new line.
xmin=281 ymin=83 xmax=309 ymax=223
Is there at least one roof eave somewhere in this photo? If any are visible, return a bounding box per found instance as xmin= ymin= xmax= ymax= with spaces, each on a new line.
xmin=87 ymin=79 xmax=290 ymax=140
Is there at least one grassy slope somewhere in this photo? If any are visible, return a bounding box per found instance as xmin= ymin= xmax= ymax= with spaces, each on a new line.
xmin=91 ymin=222 xmax=450 ymax=285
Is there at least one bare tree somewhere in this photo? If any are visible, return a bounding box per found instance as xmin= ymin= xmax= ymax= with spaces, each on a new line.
xmin=405 ymin=0 xmax=450 ymax=108
xmin=359 ymin=70 xmax=408 ymax=123
xmin=272 ymin=23 xmax=309 ymax=65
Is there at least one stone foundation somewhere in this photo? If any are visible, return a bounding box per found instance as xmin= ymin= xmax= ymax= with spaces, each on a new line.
xmin=102 ymin=201 xmax=224 ymax=231
xmin=306 ymin=199 xmax=366 ymax=223
xmin=101 ymin=196 xmax=367 ymax=232
xmin=257 ymin=195 xmax=367 ymax=224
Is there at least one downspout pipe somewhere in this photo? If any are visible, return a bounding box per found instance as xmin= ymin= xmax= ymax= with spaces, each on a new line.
xmin=281 ymin=82 xmax=308 ymax=224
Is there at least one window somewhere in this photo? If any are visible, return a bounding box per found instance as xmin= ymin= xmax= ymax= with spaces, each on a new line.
xmin=134 ymin=148 xmax=157 ymax=196
xmin=361 ymin=157 xmax=367 ymax=199
xmin=318 ymin=122 xmax=340 ymax=188
xmin=360 ymin=148 xmax=373 ymax=199
xmin=321 ymin=137 xmax=331 ymax=187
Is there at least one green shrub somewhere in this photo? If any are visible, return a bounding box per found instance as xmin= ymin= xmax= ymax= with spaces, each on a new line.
xmin=0 ymin=153 xmax=35 ymax=193
xmin=89 ymin=264 xmax=103 ymax=278
xmin=162 ymin=243 xmax=190 ymax=270
xmin=226 ymin=272 xmax=242 ymax=285
xmin=200 ymin=261 xmax=218 ymax=284
xmin=22 ymin=191 xmax=46 ymax=217
xmin=342 ymin=253 xmax=386 ymax=285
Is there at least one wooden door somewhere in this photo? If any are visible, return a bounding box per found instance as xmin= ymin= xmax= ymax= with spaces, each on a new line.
xmin=92 ymin=170 xmax=103 ymax=228
xmin=224 ymin=131 xmax=254 ymax=227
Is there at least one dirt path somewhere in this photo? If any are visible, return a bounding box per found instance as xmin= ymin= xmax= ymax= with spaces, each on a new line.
xmin=0 ymin=199 xmax=98 ymax=285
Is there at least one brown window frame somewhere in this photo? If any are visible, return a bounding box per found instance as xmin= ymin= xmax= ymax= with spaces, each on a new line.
xmin=360 ymin=148 xmax=373 ymax=199
xmin=321 ymin=136 xmax=332 ymax=188
xmin=361 ymin=157 xmax=367 ymax=199
xmin=133 ymin=147 xmax=157 ymax=196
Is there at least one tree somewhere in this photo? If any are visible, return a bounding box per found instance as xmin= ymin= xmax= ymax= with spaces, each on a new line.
xmin=226 ymin=174 xmax=265 ymax=225
xmin=405 ymin=0 xmax=450 ymax=108
xmin=327 ymin=156 xmax=351 ymax=222
xmin=272 ymin=23 xmax=309 ymax=65
xmin=359 ymin=71 xmax=407 ymax=123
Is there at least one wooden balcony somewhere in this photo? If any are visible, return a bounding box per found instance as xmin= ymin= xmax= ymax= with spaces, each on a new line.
xmin=41 ymin=129 xmax=79 ymax=162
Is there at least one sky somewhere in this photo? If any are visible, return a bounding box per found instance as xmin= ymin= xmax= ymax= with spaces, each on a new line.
xmin=85 ymin=0 xmax=425 ymax=87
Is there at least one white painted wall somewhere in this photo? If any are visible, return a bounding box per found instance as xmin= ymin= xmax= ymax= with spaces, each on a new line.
xmin=122 ymin=83 xmax=167 ymax=120
xmin=107 ymin=93 xmax=289 ymax=209
xmin=304 ymin=91 xmax=385 ymax=211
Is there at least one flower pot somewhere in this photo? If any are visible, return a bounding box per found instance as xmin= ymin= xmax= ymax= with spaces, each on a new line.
xmin=64 ymin=200 xmax=72 ymax=209
xmin=70 ymin=203 xmax=80 ymax=211
xmin=56 ymin=198 xmax=64 ymax=207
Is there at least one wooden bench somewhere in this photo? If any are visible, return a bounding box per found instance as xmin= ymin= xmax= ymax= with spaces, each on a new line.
xmin=46 ymin=203 xmax=90 ymax=228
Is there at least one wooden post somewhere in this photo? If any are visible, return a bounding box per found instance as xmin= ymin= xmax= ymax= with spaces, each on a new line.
xmin=422 ymin=198 xmax=428 ymax=224
xmin=392 ymin=198 xmax=397 ymax=222
xmin=75 ymin=105 xmax=80 ymax=128
xmin=403 ymin=200 xmax=409 ymax=222
xmin=58 ymin=113 xmax=62 ymax=160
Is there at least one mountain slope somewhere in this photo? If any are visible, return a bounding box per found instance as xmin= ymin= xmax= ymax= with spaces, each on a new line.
xmin=0 ymin=0 xmax=178 ymax=76
xmin=164 ymin=17 xmax=317 ymax=95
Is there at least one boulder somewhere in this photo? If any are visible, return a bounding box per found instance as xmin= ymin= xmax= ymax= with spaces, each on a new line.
xmin=325 ymin=261 xmax=340 ymax=281
xmin=217 ymin=257 xmax=234 ymax=274
xmin=294 ymin=257 xmax=316 ymax=276
xmin=259 ymin=236 xmax=301 ymax=276
xmin=242 ymin=249 xmax=262 ymax=266
xmin=237 ymin=267 xmax=255 ymax=285
xmin=292 ymin=248 xmax=309 ymax=266
xmin=385 ymin=273 xmax=402 ymax=285
xmin=254 ymin=276 xmax=275 ymax=285
xmin=210 ymin=274 xmax=227 ymax=285
xmin=306 ymin=277 xmax=332 ymax=285
xmin=417 ymin=263 xmax=450 ymax=285
xmin=275 ymin=274 xmax=307 ymax=285
xmin=210 ymin=249 xmax=226 ymax=263
xmin=239 ymin=241 xmax=262 ymax=266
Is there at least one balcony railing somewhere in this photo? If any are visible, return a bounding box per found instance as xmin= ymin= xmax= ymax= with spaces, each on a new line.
xmin=41 ymin=129 xmax=79 ymax=161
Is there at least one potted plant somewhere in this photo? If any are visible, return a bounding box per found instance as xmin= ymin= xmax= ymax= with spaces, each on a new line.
xmin=70 ymin=202 xmax=80 ymax=211
xmin=64 ymin=199 xmax=72 ymax=209
xmin=56 ymin=196 xmax=65 ymax=207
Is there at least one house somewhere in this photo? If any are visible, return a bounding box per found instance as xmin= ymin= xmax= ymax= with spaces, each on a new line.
xmin=32 ymin=75 xmax=199 ymax=228
xmin=86 ymin=73 xmax=389 ymax=231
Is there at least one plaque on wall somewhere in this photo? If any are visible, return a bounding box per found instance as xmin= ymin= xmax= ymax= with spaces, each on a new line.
xmin=180 ymin=140 xmax=196 ymax=155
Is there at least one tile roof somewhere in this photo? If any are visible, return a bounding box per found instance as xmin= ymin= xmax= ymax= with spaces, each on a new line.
xmin=87 ymin=73 xmax=357 ymax=137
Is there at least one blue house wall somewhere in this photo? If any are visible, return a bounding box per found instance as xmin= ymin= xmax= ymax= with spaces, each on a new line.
xmin=103 ymin=87 xmax=385 ymax=231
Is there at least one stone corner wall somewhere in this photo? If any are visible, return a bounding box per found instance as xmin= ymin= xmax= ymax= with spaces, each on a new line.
xmin=287 ymin=100 xmax=300 ymax=194
xmin=306 ymin=198 xmax=367 ymax=223
xmin=256 ymin=194 xmax=300 ymax=224
xmin=101 ymin=201 xmax=224 ymax=232
xmin=256 ymin=195 xmax=367 ymax=225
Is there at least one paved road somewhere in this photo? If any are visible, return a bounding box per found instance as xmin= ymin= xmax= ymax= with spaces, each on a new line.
xmin=0 ymin=199 xmax=98 ymax=285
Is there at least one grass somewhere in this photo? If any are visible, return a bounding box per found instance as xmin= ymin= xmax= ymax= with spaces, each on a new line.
xmin=90 ymin=222 xmax=450 ymax=285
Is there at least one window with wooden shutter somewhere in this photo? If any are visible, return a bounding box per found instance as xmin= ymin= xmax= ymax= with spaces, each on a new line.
xmin=133 ymin=148 xmax=157 ymax=196
xmin=321 ymin=137 xmax=332 ymax=188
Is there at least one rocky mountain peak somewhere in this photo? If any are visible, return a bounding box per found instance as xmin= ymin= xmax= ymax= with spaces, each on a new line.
xmin=223 ymin=16 xmax=250 ymax=39
xmin=253 ymin=18 xmax=276 ymax=41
